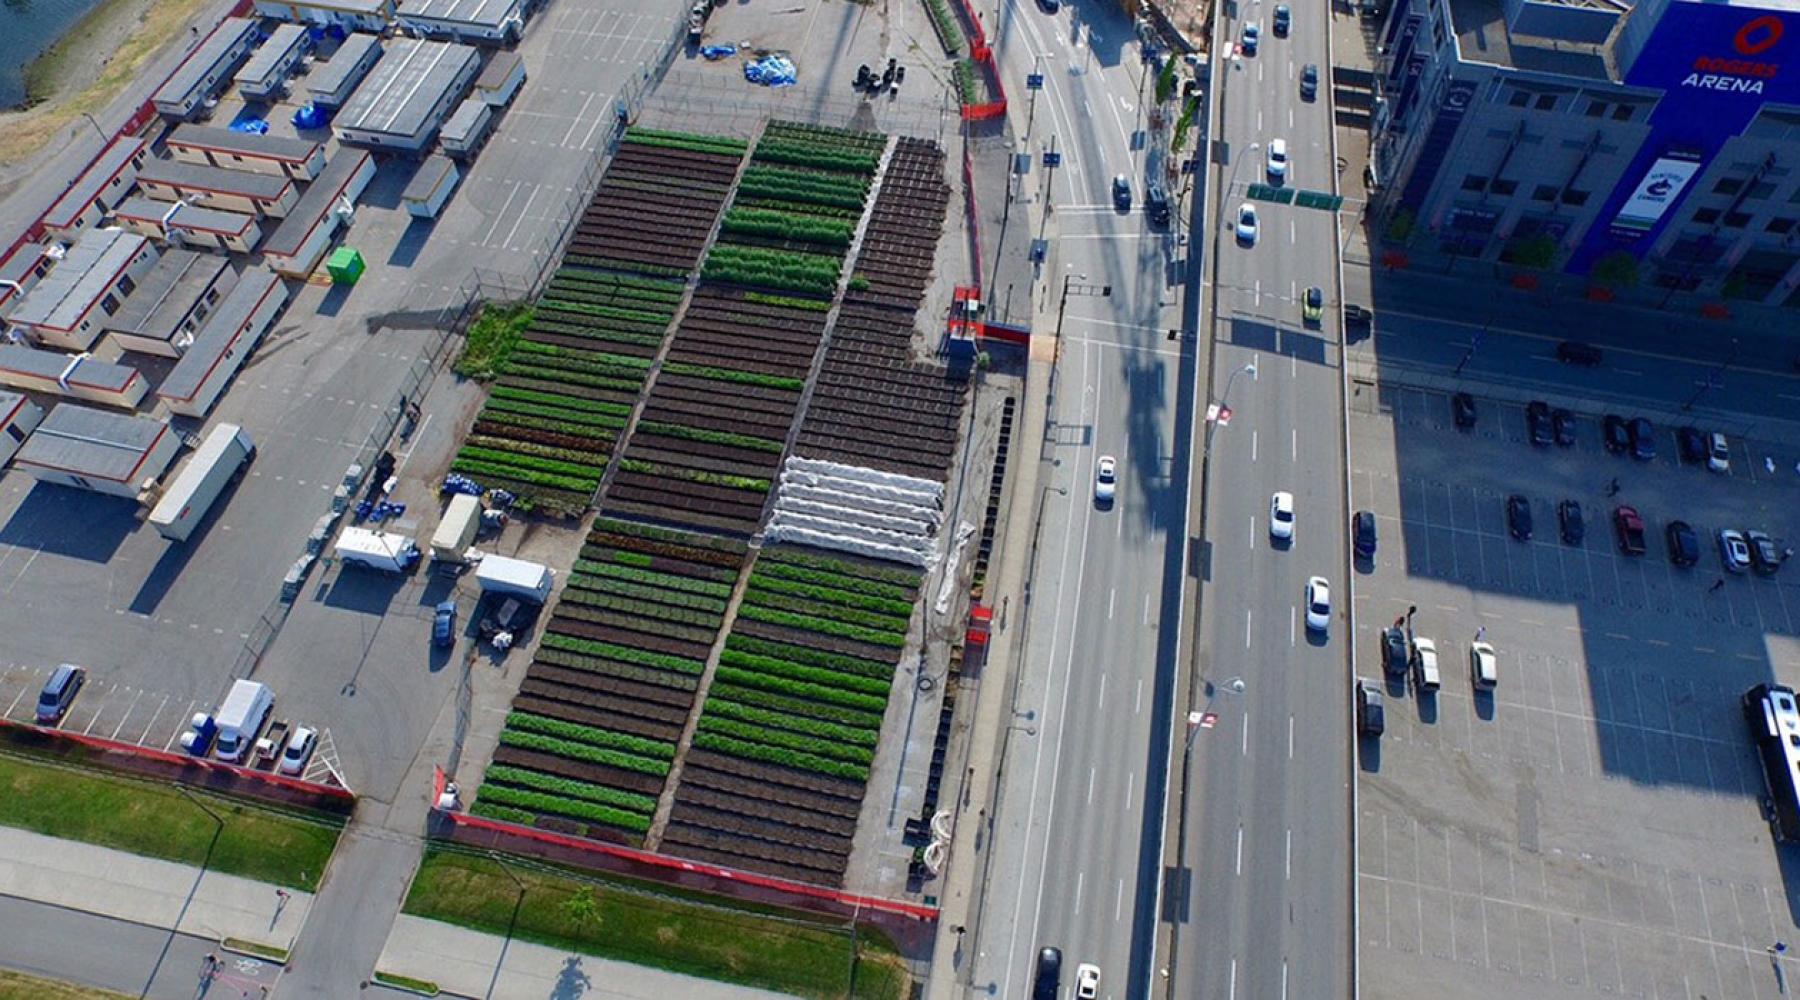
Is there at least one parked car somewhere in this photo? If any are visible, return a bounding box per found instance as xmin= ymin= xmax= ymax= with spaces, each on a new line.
xmin=1629 ymin=417 xmax=1656 ymax=460
xmin=34 ymin=664 xmax=85 ymax=725
xmin=1299 ymin=63 xmax=1318 ymax=100
xmin=1353 ymin=510 xmax=1377 ymax=558
xmin=1552 ymin=408 xmax=1575 ymax=446
xmin=1236 ymin=203 xmax=1259 ymax=245
xmin=1269 ymin=490 xmax=1295 ymax=540
xmin=1241 ymin=22 xmax=1260 ymax=54
xmin=1708 ymin=431 xmax=1731 ymax=473
xmin=1452 ymin=392 xmax=1476 ymax=429
xmin=1469 ymin=641 xmax=1498 ymax=690
xmin=1556 ymin=340 xmax=1603 ymax=366
xmin=1602 ymin=414 xmax=1630 ymax=454
xmin=1526 ymin=400 xmax=1553 ymax=446
xmin=1357 ymin=680 xmax=1385 ymax=737
xmin=1747 ymin=530 xmax=1782 ymax=575
xmin=1677 ymin=426 xmax=1707 ymax=465
xmin=1145 ymin=184 xmax=1170 ymax=226
xmin=1613 ymin=505 xmax=1646 ymax=555
xmin=180 ymin=713 xmax=217 ymax=756
xmin=1273 ymin=3 xmax=1291 ymax=34
xmin=1411 ymin=636 xmax=1440 ymax=691
xmin=1382 ymin=626 xmax=1409 ymax=675
xmin=1506 ymin=494 xmax=1532 ymax=540
xmin=1305 ymin=576 xmax=1331 ymax=632
xmin=432 ymin=600 xmax=459 ymax=649
xmin=1095 ymin=455 xmax=1117 ymax=504
xmin=1112 ymin=174 xmax=1132 ymax=211
xmin=1666 ymin=520 xmax=1699 ymax=567
xmin=1302 ymin=286 xmax=1323 ymax=325
xmin=1557 ymin=499 xmax=1584 ymax=545
xmin=278 ymin=726 xmax=317 ymax=776
xmin=1719 ymin=528 xmax=1752 ymax=573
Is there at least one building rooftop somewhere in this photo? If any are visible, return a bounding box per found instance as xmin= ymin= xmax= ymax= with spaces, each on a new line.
xmin=43 ymin=137 xmax=148 ymax=231
xmin=159 ymin=268 xmax=282 ymax=402
xmin=236 ymin=23 xmax=310 ymax=85
xmin=307 ymin=34 xmax=383 ymax=98
xmin=154 ymin=17 xmax=258 ymax=106
xmin=277 ymin=0 xmax=390 ymax=14
xmin=399 ymin=0 xmax=519 ymax=28
xmin=1452 ymin=0 xmax=1616 ymax=78
xmin=403 ymin=154 xmax=457 ymax=201
xmin=476 ymin=50 xmax=522 ymax=90
xmin=337 ymin=38 xmax=479 ymax=138
xmin=10 ymin=229 xmax=148 ymax=331
xmin=441 ymin=98 xmax=488 ymax=143
xmin=15 ymin=404 xmax=169 ymax=484
xmin=0 ymin=344 xmax=142 ymax=393
xmin=113 ymin=197 xmax=260 ymax=237
xmin=104 ymin=250 xmax=233 ymax=340
xmin=138 ymin=158 xmax=296 ymax=201
xmin=264 ymin=149 xmax=372 ymax=256
xmin=168 ymin=124 xmax=321 ymax=164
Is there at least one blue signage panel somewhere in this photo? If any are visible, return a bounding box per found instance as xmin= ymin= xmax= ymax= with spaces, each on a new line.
xmin=1043 ymin=151 xmax=1062 ymax=167
xmin=1027 ymin=73 xmax=1044 ymax=90
xmin=1396 ymin=80 xmax=1477 ymax=212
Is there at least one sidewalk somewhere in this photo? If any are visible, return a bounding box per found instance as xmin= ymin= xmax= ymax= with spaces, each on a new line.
xmin=0 ymin=825 xmax=312 ymax=948
xmin=378 ymin=914 xmax=794 ymax=1000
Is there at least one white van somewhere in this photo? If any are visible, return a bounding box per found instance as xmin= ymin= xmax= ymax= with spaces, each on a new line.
xmin=214 ymin=679 xmax=273 ymax=763
xmin=1412 ymin=636 xmax=1441 ymax=692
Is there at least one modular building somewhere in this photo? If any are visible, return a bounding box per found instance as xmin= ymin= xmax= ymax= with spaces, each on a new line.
xmin=0 ymin=242 xmax=57 ymax=322
xmin=473 ymin=50 xmax=524 ymax=106
xmin=262 ymin=149 xmax=376 ymax=276
xmin=438 ymin=98 xmax=492 ymax=159
xmin=253 ymin=0 xmax=394 ymax=31
xmin=0 ymin=392 xmax=45 ymax=466
xmin=167 ymin=124 xmax=325 ymax=181
xmin=397 ymin=0 xmax=523 ymax=44
xmin=137 ymin=159 xmax=299 ymax=218
xmin=305 ymin=34 xmax=384 ymax=110
xmin=41 ymin=137 xmax=150 ymax=238
xmin=8 ymin=228 xmax=160 ymax=352
xmin=334 ymin=38 xmax=480 ymax=154
xmin=402 ymin=154 xmax=459 ymax=218
xmin=235 ymin=23 xmax=313 ymax=101
xmin=157 ymin=267 xmax=287 ymax=417
xmin=13 ymin=404 xmax=178 ymax=499
xmin=111 ymin=197 xmax=264 ymax=254
xmin=0 ymin=345 xmax=151 ymax=407
xmin=101 ymin=249 xmax=236 ymax=357
xmin=152 ymin=17 xmax=260 ymax=120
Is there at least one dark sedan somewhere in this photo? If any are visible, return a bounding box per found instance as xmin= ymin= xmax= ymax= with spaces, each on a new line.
xmin=1603 ymin=414 xmax=1630 ymax=454
xmin=1629 ymin=417 xmax=1656 ymax=461
xmin=1452 ymin=392 xmax=1476 ymax=429
xmin=1558 ymin=500 xmax=1584 ymax=545
xmin=1666 ymin=520 xmax=1699 ymax=567
xmin=1506 ymin=494 xmax=1532 ymax=540
xmin=1552 ymin=408 xmax=1576 ymax=446
xmin=1526 ymin=401 xmax=1553 ymax=447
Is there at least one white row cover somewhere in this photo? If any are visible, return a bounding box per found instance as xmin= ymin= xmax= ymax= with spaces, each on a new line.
xmin=783 ymin=456 xmax=944 ymax=509
xmin=778 ymin=496 xmax=937 ymax=537
xmin=769 ymin=455 xmax=949 ymax=567
xmin=781 ymin=482 xmax=943 ymax=528
xmin=763 ymin=523 xmax=933 ymax=568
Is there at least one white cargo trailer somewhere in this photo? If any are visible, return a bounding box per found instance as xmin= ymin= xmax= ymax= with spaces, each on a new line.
xmin=474 ymin=553 xmax=554 ymax=603
xmin=148 ymin=424 xmax=255 ymax=541
xmin=214 ymin=679 xmax=273 ymax=763
xmin=430 ymin=493 xmax=481 ymax=562
xmin=336 ymin=526 xmax=420 ymax=572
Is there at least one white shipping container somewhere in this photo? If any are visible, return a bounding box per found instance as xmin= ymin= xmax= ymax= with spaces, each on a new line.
xmin=430 ymin=493 xmax=481 ymax=562
xmin=149 ymin=424 xmax=255 ymax=541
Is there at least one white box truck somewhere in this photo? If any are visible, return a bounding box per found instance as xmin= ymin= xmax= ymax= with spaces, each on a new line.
xmin=214 ymin=679 xmax=273 ymax=763
xmin=336 ymin=526 xmax=420 ymax=573
xmin=430 ymin=494 xmax=481 ymax=563
xmin=475 ymin=553 xmax=554 ymax=603
xmin=148 ymin=424 xmax=255 ymax=541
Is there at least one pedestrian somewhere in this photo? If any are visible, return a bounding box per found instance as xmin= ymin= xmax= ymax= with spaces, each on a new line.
xmin=1475 ymin=626 xmax=1485 ymax=642
xmin=1394 ymin=614 xmax=1405 ymax=628
xmin=1711 ymin=577 xmax=1726 ymax=593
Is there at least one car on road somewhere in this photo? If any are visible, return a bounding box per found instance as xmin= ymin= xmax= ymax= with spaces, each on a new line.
xmin=1353 ymin=510 xmax=1377 ymax=558
xmin=1552 ymin=408 xmax=1576 ymax=446
xmin=1526 ymin=400 xmax=1553 ymax=447
xmin=1302 ymin=285 xmax=1323 ymax=325
xmin=1613 ymin=505 xmax=1646 ymax=555
xmin=1074 ymin=963 xmax=1101 ymax=1000
xmin=1299 ymin=62 xmax=1318 ymax=100
xmin=1748 ymin=530 xmax=1782 ymax=575
xmin=1145 ymin=183 xmax=1170 ymax=226
xmin=1557 ymin=499 xmax=1584 ymax=545
xmin=1602 ymin=414 xmax=1630 ymax=454
xmin=1095 ymin=455 xmax=1117 ymax=504
xmin=1269 ymin=491 xmax=1295 ymax=540
xmin=1629 ymin=416 xmax=1656 ymax=460
xmin=433 ymin=600 xmax=459 ymax=649
xmin=34 ymin=663 xmax=84 ymax=725
xmin=1033 ymin=947 xmax=1062 ymax=1000
xmin=1469 ymin=640 xmax=1498 ymax=690
xmin=1235 ymin=203 xmax=1259 ymax=245
xmin=1506 ymin=494 xmax=1532 ymax=540
xmin=1357 ymin=680 xmax=1385 ymax=737
xmin=1677 ymin=426 xmax=1707 ymax=465
xmin=1112 ymin=174 xmax=1132 ymax=211
xmin=1266 ymin=139 xmax=1288 ymax=182
xmin=1708 ymin=431 xmax=1731 ymax=473
xmin=278 ymin=726 xmax=317 ymax=776
xmin=1305 ymin=576 xmax=1331 ymax=632
xmin=1382 ymin=626 xmax=1409 ymax=675
xmin=1720 ymin=528 xmax=1752 ymax=573
xmin=1666 ymin=520 xmax=1699 ymax=567
xmin=1241 ymin=22 xmax=1260 ymax=54
xmin=1273 ymin=3 xmax=1291 ymax=34
xmin=1556 ymin=340 xmax=1603 ymax=366
xmin=1452 ymin=391 xmax=1476 ymax=429
xmin=1411 ymin=636 xmax=1440 ymax=691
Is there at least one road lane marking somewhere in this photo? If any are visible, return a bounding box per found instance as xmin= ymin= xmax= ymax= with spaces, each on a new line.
xmin=1087 ymin=767 xmax=1096 ymax=804
xmin=1236 ymin=825 xmax=1244 ymax=875
xmin=109 ymin=688 xmax=144 ymax=741
xmin=1109 ymin=588 xmax=1116 ymax=619
xmin=1288 ymin=714 xmax=1294 ymax=758
xmin=1282 ymin=959 xmax=1289 ymax=1000
xmin=1251 ymin=429 xmax=1258 ymax=463
xmin=1126 ymin=771 xmax=1135 ymax=811
xmin=1289 ymin=606 xmax=1296 ymax=646
xmin=1098 ymin=673 xmax=1106 ymax=710
xmin=1285 ymin=828 xmax=1292 ymax=879
xmin=1242 ymin=713 xmax=1250 ymax=755
xmin=1291 ymin=427 xmax=1298 ymax=461
xmin=1250 ymin=515 xmax=1257 ymax=550
xmin=1143 ymin=593 xmax=1151 ymax=625
xmin=1246 ymin=608 xmax=1254 ymax=647
xmin=1289 ymin=218 xmax=1296 ymax=244
xmin=1074 ymin=870 xmax=1085 ymax=914
xmin=1230 ymin=959 xmax=1238 ymax=1000
xmin=1136 ymin=677 xmax=1143 ymax=714
xmin=1115 ymin=879 xmax=1124 ymax=921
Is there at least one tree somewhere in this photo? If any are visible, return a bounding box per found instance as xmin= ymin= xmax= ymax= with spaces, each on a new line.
xmin=1155 ymin=58 xmax=1179 ymax=104
xmin=1590 ymin=251 xmax=1639 ymax=289
xmin=1502 ymin=233 xmax=1557 ymax=270
xmin=562 ymin=887 xmax=600 ymax=931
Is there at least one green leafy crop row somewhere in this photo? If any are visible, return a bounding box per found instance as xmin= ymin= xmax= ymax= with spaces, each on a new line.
xmin=711 ymin=666 xmax=889 ymax=714
xmin=497 ymin=728 xmax=673 ymax=777
xmin=504 ymin=712 xmax=676 ymax=759
xmin=484 ymin=764 xmax=659 ymax=815
xmin=691 ymin=731 xmax=868 ymax=782
xmin=476 ymin=783 xmax=652 ymax=833
xmin=634 ymin=421 xmax=785 ymax=453
xmin=539 ymin=632 xmax=705 ymax=675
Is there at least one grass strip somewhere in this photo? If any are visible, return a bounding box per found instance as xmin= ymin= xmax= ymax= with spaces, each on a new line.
xmin=455 ymin=302 xmax=535 ymax=380
xmin=372 ymin=971 xmax=440 ymax=996
xmin=0 ymin=968 xmax=135 ymax=999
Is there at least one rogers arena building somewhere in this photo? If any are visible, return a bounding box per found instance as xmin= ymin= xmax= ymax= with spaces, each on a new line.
xmin=1368 ymin=0 xmax=1800 ymax=298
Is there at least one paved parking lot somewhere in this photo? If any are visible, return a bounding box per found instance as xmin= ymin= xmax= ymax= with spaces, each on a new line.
xmin=1351 ymin=372 xmax=1800 ymax=1000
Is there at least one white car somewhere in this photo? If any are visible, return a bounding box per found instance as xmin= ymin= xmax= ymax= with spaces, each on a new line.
xmin=1707 ymin=431 xmax=1730 ymax=473
xmin=1269 ymin=491 xmax=1295 ymax=540
xmin=1235 ymin=203 xmax=1259 ymax=245
xmin=1266 ymin=138 xmax=1288 ymax=182
xmin=1075 ymin=963 xmax=1101 ymax=999
xmin=1304 ymin=576 xmax=1330 ymax=631
xmin=279 ymin=726 xmax=318 ymax=776
xmin=1720 ymin=528 xmax=1752 ymax=572
xmin=1095 ymin=455 xmax=1117 ymax=503
xmin=1469 ymin=640 xmax=1498 ymax=689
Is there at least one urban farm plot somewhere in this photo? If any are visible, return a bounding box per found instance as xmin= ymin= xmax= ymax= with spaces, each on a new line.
xmin=566 ymin=128 xmax=748 ymax=277
xmin=474 ymin=519 xmax=749 ymax=845
xmin=846 ymin=137 xmax=951 ymax=312
xmin=662 ymin=546 xmax=921 ymax=887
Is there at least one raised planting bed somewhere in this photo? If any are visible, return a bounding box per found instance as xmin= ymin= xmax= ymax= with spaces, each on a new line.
xmin=472 ymin=522 xmax=749 ymax=847
xmin=661 ymin=546 xmax=921 ymax=886
xmin=564 ymin=131 xmax=745 ymax=276
xmin=848 ymin=137 xmax=952 ymax=312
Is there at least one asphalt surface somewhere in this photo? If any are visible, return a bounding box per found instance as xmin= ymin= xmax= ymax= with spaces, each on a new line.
xmin=0 ymin=894 xmax=277 ymax=999
xmin=1169 ymin=0 xmax=1355 ymax=995
xmin=964 ymin=1 xmax=1194 ymax=998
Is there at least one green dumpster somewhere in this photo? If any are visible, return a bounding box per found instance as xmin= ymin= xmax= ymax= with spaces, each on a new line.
xmin=326 ymin=247 xmax=366 ymax=285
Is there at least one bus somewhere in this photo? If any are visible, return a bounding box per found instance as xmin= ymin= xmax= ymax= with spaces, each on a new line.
xmin=1743 ymin=683 xmax=1800 ymax=842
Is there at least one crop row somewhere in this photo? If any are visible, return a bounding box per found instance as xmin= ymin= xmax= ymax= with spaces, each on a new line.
xmin=475 ymin=782 xmax=653 ymax=833
xmin=635 ymin=420 xmax=785 ymax=454
xmin=617 ymin=459 xmax=770 ymax=493
xmin=560 ymin=574 xmax=729 ymax=614
xmin=659 ymin=361 xmax=805 ymax=391
xmin=750 ymin=139 xmax=880 ymax=175
xmin=483 ymin=765 xmax=660 ymax=814
xmin=720 ymin=207 xmax=853 ymax=247
xmin=568 ymin=561 xmax=735 ymax=597
xmin=534 ymin=647 xmax=700 ymax=691
xmin=497 ymin=728 xmax=672 ymax=778
xmin=761 ymin=121 xmax=886 ymax=153
xmin=579 ymin=536 xmax=743 ymax=571
xmin=701 ymin=244 xmax=843 ymax=297
xmin=621 ymin=127 xmax=749 ymax=157
xmin=503 ymin=711 xmax=676 ymax=759
xmin=540 ymin=632 xmax=705 ymax=675
xmin=737 ymin=167 xmax=870 ymax=209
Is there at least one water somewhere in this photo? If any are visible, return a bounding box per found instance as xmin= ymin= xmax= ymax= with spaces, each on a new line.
xmin=0 ymin=0 xmax=116 ymax=110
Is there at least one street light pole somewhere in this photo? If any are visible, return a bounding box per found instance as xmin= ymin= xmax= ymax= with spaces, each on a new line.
xmin=1682 ymin=336 xmax=1739 ymax=412
xmin=78 ymin=112 xmax=105 ymax=144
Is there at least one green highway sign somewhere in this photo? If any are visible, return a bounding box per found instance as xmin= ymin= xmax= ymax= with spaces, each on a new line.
xmin=1295 ymin=190 xmax=1345 ymax=210
xmin=1244 ymin=185 xmax=1343 ymax=211
xmin=1246 ymin=184 xmax=1294 ymax=204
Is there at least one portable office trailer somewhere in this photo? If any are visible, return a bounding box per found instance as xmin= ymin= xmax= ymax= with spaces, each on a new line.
xmin=0 ymin=345 xmax=150 ymax=407
xmin=474 ymin=554 xmax=554 ymax=603
xmin=397 ymin=0 xmax=523 ymax=44
xmin=41 ymin=137 xmax=150 ymax=238
xmin=402 ymin=154 xmax=459 ymax=218
xmin=152 ymin=17 xmax=259 ymax=120
xmin=305 ymin=34 xmax=383 ymax=110
xmin=157 ymin=268 xmax=287 ymax=418
xmin=438 ymin=98 xmax=492 ymax=159
xmin=0 ymin=392 xmax=45 ymax=466
xmin=100 ymin=250 xmax=234 ymax=357
xmin=334 ymin=39 xmax=480 ymax=155
xmin=337 ymin=527 xmax=420 ymax=572
xmin=167 ymin=125 xmax=325 ymax=181
xmin=13 ymin=404 xmax=177 ymax=498
xmin=148 ymin=423 xmax=254 ymax=541
xmin=254 ymin=0 xmax=393 ymax=31
xmin=111 ymin=197 xmax=264 ymax=254
xmin=7 ymin=229 xmax=160 ymax=352
xmin=262 ymin=150 xmax=376 ymax=276
xmin=137 ymin=160 xmax=299 ymax=218
xmin=0 ymin=243 xmax=57 ymax=322
xmin=473 ymin=50 xmax=524 ymax=106
xmin=235 ymin=23 xmax=313 ymax=101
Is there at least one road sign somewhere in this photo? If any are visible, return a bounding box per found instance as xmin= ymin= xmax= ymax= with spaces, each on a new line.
xmin=1200 ymin=712 xmax=1218 ymax=729
xmin=1246 ymin=183 xmax=1295 ymax=204
xmin=1027 ymin=73 xmax=1044 ymax=90
xmin=1043 ymin=151 xmax=1062 ymax=167
xmin=1294 ymin=189 xmax=1345 ymax=210
xmin=1207 ymin=403 xmax=1232 ymax=425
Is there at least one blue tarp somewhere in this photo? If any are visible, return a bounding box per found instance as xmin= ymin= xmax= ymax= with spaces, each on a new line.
xmin=228 ymin=117 xmax=269 ymax=134
xmin=744 ymin=54 xmax=796 ymax=87
xmin=700 ymin=44 xmax=736 ymax=59
xmin=292 ymin=103 xmax=330 ymax=130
